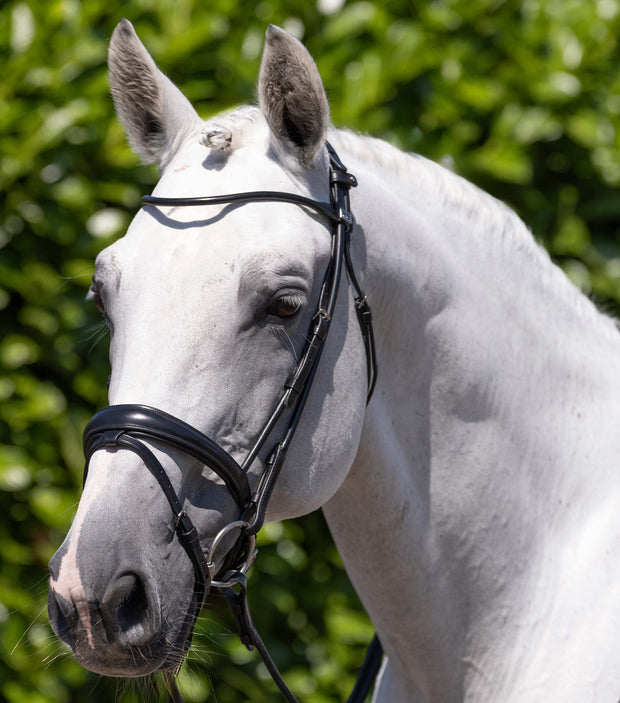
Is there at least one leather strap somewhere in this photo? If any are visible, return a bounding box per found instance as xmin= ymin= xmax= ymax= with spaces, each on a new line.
xmin=142 ymin=191 xmax=340 ymax=225
xmin=326 ymin=141 xmax=378 ymax=404
xmin=84 ymin=404 xmax=251 ymax=507
xmin=216 ymin=572 xmax=383 ymax=703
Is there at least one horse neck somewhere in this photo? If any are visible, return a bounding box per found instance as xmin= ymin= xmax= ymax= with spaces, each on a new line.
xmin=322 ymin=133 xmax=620 ymax=697
xmin=337 ymin=131 xmax=620 ymax=446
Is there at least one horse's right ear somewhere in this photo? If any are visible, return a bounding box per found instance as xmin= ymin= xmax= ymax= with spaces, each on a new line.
xmin=108 ymin=19 xmax=200 ymax=170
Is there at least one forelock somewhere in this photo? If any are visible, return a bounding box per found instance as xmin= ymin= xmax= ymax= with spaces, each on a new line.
xmin=198 ymin=106 xmax=267 ymax=155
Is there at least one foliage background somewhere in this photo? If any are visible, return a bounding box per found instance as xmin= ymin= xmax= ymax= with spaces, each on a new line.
xmin=1 ymin=0 xmax=619 ymax=701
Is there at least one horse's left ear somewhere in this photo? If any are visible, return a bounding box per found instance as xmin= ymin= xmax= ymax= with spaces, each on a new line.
xmin=258 ymin=25 xmax=329 ymax=168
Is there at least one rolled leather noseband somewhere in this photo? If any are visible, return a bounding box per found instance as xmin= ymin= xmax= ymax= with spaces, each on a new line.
xmin=83 ymin=404 xmax=251 ymax=507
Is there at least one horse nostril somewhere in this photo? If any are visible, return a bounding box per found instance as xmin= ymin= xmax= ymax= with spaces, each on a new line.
xmin=48 ymin=589 xmax=77 ymax=648
xmin=102 ymin=572 xmax=159 ymax=647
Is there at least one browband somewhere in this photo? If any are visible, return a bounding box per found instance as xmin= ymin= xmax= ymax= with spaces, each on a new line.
xmin=142 ymin=191 xmax=344 ymax=225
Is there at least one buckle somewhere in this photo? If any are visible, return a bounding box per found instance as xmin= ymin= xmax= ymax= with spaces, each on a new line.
xmin=206 ymin=520 xmax=257 ymax=588
xmin=221 ymin=572 xmax=255 ymax=650
xmin=355 ymin=296 xmax=373 ymax=327
xmin=314 ymin=308 xmax=331 ymax=322
xmin=175 ymin=510 xmax=199 ymax=545
xmin=339 ymin=208 xmax=354 ymax=227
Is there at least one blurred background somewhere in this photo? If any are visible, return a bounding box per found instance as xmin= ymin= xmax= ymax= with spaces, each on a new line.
xmin=1 ymin=0 xmax=619 ymax=701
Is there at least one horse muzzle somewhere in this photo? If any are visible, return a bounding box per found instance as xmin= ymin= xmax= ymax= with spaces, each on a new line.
xmin=47 ymin=564 xmax=184 ymax=676
xmin=48 ymin=403 xmax=256 ymax=676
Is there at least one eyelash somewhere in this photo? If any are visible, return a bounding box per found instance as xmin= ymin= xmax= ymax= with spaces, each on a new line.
xmin=266 ymin=294 xmax=304 ymax=319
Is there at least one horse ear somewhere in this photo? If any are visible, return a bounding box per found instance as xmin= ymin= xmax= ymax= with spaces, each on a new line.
xmin=258 ymin=25 xmax=329 ymax=168
xmin=108 ymin=19 xmax=200 ymax=170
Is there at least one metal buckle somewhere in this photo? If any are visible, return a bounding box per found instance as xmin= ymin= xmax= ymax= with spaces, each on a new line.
xmin=338 ymin=208 xmax=354 ymax=226
xmin=205 ymin=520 xmax=257 ymax=587
xmin=355 ymin=296 xmax=373 ymax=328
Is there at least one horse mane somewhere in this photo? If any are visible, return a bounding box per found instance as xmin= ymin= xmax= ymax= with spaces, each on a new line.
xmin=204 ymin=106 xmax=619 ymax=337
xmin=329 ymin=128 xmax=620 ymax=337
xmin=331 ymin=128 xmax=546 ymax=258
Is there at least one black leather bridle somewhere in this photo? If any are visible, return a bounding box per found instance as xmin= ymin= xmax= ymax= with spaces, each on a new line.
xmin=82 ymin=142 xmax=381 ymax=702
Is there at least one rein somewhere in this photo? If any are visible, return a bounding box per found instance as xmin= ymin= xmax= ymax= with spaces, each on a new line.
xmin=83 ymin=143 xmax=381 ymax=702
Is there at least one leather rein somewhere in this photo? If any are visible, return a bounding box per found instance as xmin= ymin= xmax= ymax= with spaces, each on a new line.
xmin=82 ymin=143 xmax=381 ymax=702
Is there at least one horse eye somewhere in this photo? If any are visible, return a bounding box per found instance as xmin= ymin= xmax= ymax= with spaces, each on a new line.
xmin=89 ymin=282 xmax=106 ymax=315
xmin=267 ymin=295 xmax=302 ymax=319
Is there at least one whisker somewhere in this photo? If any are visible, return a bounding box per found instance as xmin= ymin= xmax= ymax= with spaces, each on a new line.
xmin=10 ymin=603 xmax=49 ymax=655
xmin=43 ymin=646 xmax=73 ymax=669
xmin=83 ymin=320 xmax=110 ymax=351
xmin=26 ymin=574 xmax=54 ymax=593
xmin=270 ymin=326 xmax=300 ymax=362
xmin=56 ymin=268 xmax=95 ymax=293
xmin=61 ymin=500 xmax=80 ymax=516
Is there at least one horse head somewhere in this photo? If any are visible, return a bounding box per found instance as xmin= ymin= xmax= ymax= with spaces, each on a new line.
xmin=48 ymin=21 xmax=368 ymax=677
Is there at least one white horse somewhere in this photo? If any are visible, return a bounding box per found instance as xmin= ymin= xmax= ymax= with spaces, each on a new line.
xmin=49 ymin=21 xmax=620 ymax=702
